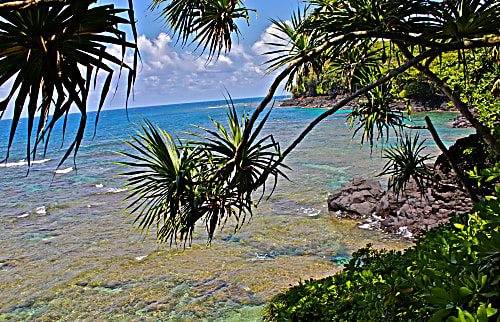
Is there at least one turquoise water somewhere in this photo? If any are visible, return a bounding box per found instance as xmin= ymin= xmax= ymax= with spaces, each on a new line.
xmin=0 ymin=98 xmax=472 ymax=320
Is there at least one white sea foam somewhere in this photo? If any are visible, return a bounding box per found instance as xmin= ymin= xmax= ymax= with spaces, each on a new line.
xmin=358 ymin=223 xmax=372 ymax=230
xmin=299 ymin=207 xmax=321 ymax=217
xmin=95 ymin=184 xmax=104 ymax=188
xmin=105 ymin=188 xmax=128 ymax=194
xmin=54 ymin=167 xmax=73 ymax=174
xmin=17 ymin=213 xmax=29 ymax=218
xmin=35 ymin=206 xmax=46 ymax=215
xmin=1 ymin=159 xmax=51 ymax=168
xmin=249 ymin=253 xmax=272 ymax=261
xmin=397 ymin=226 xmax=413 ymax=239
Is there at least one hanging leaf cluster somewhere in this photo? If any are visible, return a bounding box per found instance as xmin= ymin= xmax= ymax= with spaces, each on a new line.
xmin=0 ymin=1 xmax=138 ymax=167
xmin=118 ymin=102 xmax=288 ymax=246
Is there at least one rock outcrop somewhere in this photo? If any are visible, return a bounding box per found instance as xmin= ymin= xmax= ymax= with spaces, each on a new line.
xmin=327 ymin=177 xmax=385 ymax=219
xmin=328 ymin=177 xmax=473 ymax=239
xmin=327 ymin=133 xmax=498 ymax=239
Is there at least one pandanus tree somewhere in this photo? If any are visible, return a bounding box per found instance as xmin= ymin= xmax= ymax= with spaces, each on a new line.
xmin=0 ymin=0 xmax=138 ymax=167
xmin=3 ymin=0 xmax=500 ymax=244
xmin=119 ymin=0 xmax=500 ymax=245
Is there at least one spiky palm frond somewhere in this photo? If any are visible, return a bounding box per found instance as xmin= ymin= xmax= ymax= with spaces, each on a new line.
xmin=0 ymin=2 xmax=137 ymax=167
xmin=348 ymin=75 xmax=407 ymax=150
xmin=150 ymin=0 xmax=254 ymax=59
xmin=379 ymin=132 xmax=433 ymax=197
xmin=328 ymin=45 xmax=381 ymax=93
xmin=117 ymin=121 xmax=203 ymax=246
xmin=428 ymin=0 xmax=500 ymax=41
xmin=119 ymin=103 xmax=288 ymax=246
xmin=190 ymin=101 xmax=289 ymax=204
xmin=264 ymin=7 xmax=327 ymax=90
xmin=308 ymin=0 xmax=428 ymax=35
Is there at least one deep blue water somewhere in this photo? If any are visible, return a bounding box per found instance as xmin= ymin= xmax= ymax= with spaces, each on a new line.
xmin=0 ymin=97 xmax=473 ymax=320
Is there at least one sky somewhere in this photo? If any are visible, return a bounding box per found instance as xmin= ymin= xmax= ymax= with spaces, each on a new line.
xmin=94 ymin=0 xmax=303 ymax=110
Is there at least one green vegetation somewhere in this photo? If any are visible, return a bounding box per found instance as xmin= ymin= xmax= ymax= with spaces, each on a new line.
xmin=1 ymin=1 xmax=500 ymax=320
xmin=0 ymin=0 xmax=137 ymax=167
xmin=118 ymin=104 xmax=287 ymax=246
xmin=264 ymin=164 xmax=500 ymax=321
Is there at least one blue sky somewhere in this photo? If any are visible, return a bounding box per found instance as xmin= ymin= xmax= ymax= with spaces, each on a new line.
xmin=96 ymin=0 xmax=303 ymax=109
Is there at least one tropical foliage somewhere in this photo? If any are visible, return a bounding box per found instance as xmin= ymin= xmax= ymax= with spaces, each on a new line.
xmin=114 ymin=0 xmax=500 ymax=243
xmin=379 ymin=133 xmax=433 ymax=196
xmin=264 ymin=164 xmax=500 ymax=321
xmin=0 ymin=0 xmax=137 ymax=167
xmin=3 ymin=0 xmax=500 ymax=319
xmin=118 ymin=103 xmax=287 ymax=245
xmin=149 ymin=0 xmax=254 ymax=58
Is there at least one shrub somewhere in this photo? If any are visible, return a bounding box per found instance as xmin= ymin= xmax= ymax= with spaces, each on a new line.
xmin=400 ymin=80 xmax=436 ymax=99
xmin=264 ymin=166 xmax=500 ymax=321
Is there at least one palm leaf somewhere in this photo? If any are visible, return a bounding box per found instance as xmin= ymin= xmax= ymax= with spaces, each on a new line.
xmin=0 ymin=2 xmax=137 ymax=167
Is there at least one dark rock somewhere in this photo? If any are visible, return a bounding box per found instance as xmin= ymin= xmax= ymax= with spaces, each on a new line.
xmin=102 ymin=280 xmax=122 ymax=289
xmin=434 ymin=133 xmax=498 ymax=197
xmin=328 ymin=178 xmax=383 ymax=218
xmin=327 ymin=132 xmax=497 ymax=239
xmin=350 ymin=201 xmax=375 ymax=217
xmin=279 ymin=94 xmax=452 ymax=113
xmin=352 ymin=177 xmax=365 ymax=186
xmin=328 ymin=174 xmax=474 ymax=238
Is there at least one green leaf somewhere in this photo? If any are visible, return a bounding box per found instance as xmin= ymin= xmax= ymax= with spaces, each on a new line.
xmin=459 ymin=287 xmax=474 ymax=297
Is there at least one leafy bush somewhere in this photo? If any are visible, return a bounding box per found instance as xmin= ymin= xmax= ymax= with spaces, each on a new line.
xmin=264 ymin=167 xmax=500 ymax=321
xmin=400 ymin=80 xmax=436 ymax=99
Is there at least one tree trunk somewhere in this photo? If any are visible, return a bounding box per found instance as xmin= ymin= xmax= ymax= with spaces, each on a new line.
xmin=425 ymin=116 xmax=479 ymax=204
xmin=397 ymin=44 xmax=500 ymax=158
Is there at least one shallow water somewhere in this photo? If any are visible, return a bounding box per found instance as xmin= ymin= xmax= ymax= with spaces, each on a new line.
xmin=0 ymin=98 xmax=472 ymax=320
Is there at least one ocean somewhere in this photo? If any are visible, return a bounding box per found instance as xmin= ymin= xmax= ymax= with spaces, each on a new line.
xmin=0 ymin=97 xmax=473 ymax=320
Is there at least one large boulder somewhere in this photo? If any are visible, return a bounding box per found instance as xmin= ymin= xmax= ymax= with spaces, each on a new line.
xmin=327 ymin=177 xmax=384 ymax=218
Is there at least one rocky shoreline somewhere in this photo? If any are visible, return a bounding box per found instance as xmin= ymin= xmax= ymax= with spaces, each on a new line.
xmin=281 ymin=94 xmax=474 ymax=128
xmin=327 ymin=134 xmax=498 ymax=239
xmin=327 ymin=176 xmax=473 ymax=239
xmin=280 ymin=94 xmax=452 ymax=112
xmin=282 ymin=96 xmax=495 ymax=238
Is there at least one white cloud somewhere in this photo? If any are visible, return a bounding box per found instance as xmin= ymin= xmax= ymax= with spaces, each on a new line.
xmin=1 ymin=30 xmax=284 ymax=120
xmin=251 ymin=22 xmax=290 ymax=56
xmin=100 ymin=33 xmax=274 ymax=106
xmin=76 ymin=30 xmax=291 ymax=110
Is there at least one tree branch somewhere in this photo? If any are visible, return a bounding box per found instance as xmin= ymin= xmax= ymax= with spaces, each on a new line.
xmin=230 ymin=30 xmax=372 ymax=168
xmin=425 ymin=116 xmax=479 ymax=204
xmin=397 ymin=44 xmax=500 ymax=158
xmin=0 ymin=0 xmax=94 ymax=10
xmin=252 ymin=48 xmax=438 ymax=186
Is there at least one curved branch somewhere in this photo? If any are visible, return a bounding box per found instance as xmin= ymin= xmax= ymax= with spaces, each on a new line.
xmin=253 ymin=48 xmax=438 ymax=186
xmin=0 ymin=0 xmax=94 ymax=10
xmin=425 ymin=116 xmax=479 ymax=204
xmin=278 ymin=49 xmax=437 ymax=162
xmin=221 ymin=31 xmax=500 ymax=184
xmin=232 ymin=30 xmax=372 ymax=166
